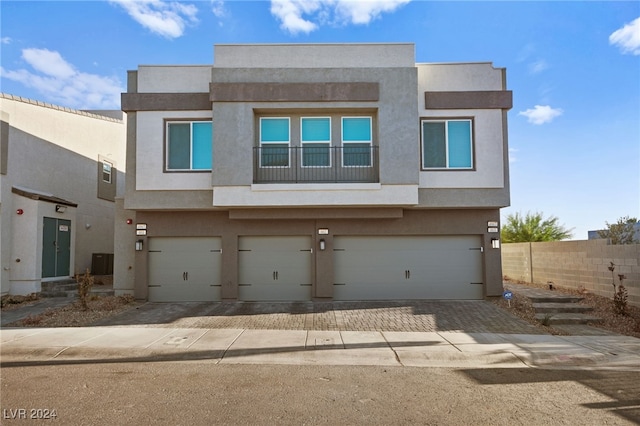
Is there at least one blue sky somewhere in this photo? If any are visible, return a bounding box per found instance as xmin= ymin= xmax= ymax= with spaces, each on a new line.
xmin=1 ymin=0 xmax=639 ymax=239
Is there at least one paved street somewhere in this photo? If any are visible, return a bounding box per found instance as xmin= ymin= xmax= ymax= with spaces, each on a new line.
xmin=2 ymin=363 xmax=639 ymax=425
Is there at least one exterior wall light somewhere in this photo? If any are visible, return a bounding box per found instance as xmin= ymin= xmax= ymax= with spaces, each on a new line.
xmin=135 ymin=240 xmax=144 ymax=251
xmin=491 ymin=238 xmax=500 ymax=249
xmin=319 ymin=239 xmax=326 ymax=251
xmin=55 ymin=205 xmax=67 ymax=213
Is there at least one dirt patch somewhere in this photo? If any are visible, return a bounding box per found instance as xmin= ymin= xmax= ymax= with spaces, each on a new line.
xmin=492 ymin=280 xmax=640 ymax=338
xmin=1 ymin=293 xmax=40 ymax=310
xmin=2 ymin=295 xmax=141 ymax=327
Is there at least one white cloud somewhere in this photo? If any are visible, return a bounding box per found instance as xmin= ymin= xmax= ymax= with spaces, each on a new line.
xmin=518 ymin=105 xmax=563 ymax=125
xmin=211 ymin=0 xmax=225 ymax=18
xmin=270 ymin=0 xmax=320 ymax=34
xmin=1 ymin=48 xmax=124 ymax=109
xmin=1 ymin=37 xmax=11 ymax=44
xmin=334 ymin=0 xmax=410 ymax=25
xmin=528 ymin=59 xmax=549 ymax=74
xmin=110 ymin=0 xmax=199 ymax=39
xmin=609 ymin=17 xmax=640 ymax=55
xmin=270 ymin=0 xmax=410 ymax=35
xmin=508 ymin=148 xmax=518 ymax=164
xmin=22 ymin=48 xmax=76 ymax=79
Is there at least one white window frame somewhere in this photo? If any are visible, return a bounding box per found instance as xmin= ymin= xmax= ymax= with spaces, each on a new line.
xmin=341 ymin=116 xmax=373 ymax=168
xmin=259 ymin=117 xmax=291 ymax=168
xmin=165 ymin=120 xmax=213 ymax=171
xmin=102 ymin=160 xmax=113 ymax=183
xmin=421 ymin=118 xmax=474 ymax=170
xmin=300 ymin=116 xmax=332 ymax=168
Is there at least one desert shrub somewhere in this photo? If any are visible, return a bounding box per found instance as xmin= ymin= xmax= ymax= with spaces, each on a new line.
xmin=75 ymin=269 xmax=94 ymax=311
xmin=613 ymin=284 xmax=629 ymax=316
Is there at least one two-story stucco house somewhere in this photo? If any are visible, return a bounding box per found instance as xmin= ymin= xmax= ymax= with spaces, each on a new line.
xmin=1 ymin=94 xmax=125 ymax=296
xmin=115 ymin=43 xmax=512 ymax=302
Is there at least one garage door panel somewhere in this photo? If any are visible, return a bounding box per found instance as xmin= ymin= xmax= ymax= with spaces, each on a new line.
xmin=334 ymin=236 xmax=483 ymax=300
xmin=239 ymin=236 xmax=312 ymax=301
xmin=239 ymin=283 xmax=312 ymax=301
xmin=148 ymin=282 xmax=220 ymax=303
xmin=148 ymin=237 xmax=221 ymax=302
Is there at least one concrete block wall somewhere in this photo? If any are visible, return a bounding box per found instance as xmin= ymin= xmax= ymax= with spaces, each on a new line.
xmin=502 ymin=239 xmax=640 ymax=307
xmin=501 ymin=242 xmax=532 ymax=283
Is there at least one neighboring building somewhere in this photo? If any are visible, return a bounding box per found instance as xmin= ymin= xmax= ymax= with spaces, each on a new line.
xmin=0 ymin=94 xmax=125 ymax=295
xmin=588 ymin=222 xmax=640 ymax=242
xmin=116 ymin=43 xmax=512 ymax=302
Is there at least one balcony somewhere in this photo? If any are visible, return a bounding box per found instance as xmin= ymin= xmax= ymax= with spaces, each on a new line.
xmin=253 ymin=146 xmax=379 ymax=184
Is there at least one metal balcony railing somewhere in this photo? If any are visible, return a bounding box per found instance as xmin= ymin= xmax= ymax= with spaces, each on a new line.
xmin=253 ymin=146 xmax=379 ymax=184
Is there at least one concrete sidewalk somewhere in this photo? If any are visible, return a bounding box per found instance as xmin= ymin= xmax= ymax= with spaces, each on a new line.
xmin=2 ymin=326 xmax=639 ymax=370
xmin=2 ymin=282 xmax=639 ymax=370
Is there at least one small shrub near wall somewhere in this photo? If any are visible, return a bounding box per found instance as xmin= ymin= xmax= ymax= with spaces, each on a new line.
xmin=501 ymin=239 xmax=640 ymax=307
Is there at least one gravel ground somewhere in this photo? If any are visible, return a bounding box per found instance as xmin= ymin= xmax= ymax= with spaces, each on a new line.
xmin=1 ymin=295 xmax=141 ymax=327
xmin=493 ymin=280 xmax=640 ymax=338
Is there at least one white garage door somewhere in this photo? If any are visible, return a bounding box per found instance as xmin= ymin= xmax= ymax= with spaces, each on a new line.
xmin=333 ymin=236 xmax=483 ymax=300
xmin=148 ymin=237 xmax=222 ymax=302
xmin=238 ymin=236 xmax=312 ymax=301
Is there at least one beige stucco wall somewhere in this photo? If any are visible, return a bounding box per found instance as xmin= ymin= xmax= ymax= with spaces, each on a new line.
xmin=135 ymin=110 xmax=212 ymax=191
xmin=137 ymin=66 xmax=212 ymax=93
xmin=417 ymin=63 xmax=507 ymax=191
xmin=113 ymin=198 xmax=136 ymax=297
xmin=502 ymin=240 xmax=640 ymax=306
xmin=213 ymin=43 xmax=416 ymax=68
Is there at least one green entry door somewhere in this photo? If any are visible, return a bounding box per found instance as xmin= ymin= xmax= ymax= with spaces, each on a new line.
xmin=42 ymin=217 xmax=71 ymax=278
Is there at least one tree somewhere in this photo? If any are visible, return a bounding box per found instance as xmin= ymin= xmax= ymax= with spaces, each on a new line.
xmin=501 ymin=212 xmax=573 ymax=243
xmin=597 ymin=216 xmax=639 ymax=244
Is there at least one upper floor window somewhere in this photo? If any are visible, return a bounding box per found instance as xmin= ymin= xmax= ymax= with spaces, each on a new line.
xmin=102 ymin=160 xmax=113 ymax=183
xmin=260 ymin=117 xmax=290 ymax=167
xmin=421 ymin=119 xmax=473 ymax=169
xmin=97 ymin=156 xmax=116 ymax=201
xmin=301 ymin=117 xmax=331 ymax=167
xmin=342 ymin=117 xmax=372 ymax=167
xmin=166 ymin=121 xmax=213 ymax=171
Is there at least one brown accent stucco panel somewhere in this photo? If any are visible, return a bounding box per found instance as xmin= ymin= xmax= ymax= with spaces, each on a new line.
xmin=210 ymin=83 xmax=379 ymax=102
xmin=134 ymin=208 xmax=503 ymax=301
xmin=121 ymin=93 xmax=211 ymax=112
xmin=97 ymin=161 xmax=116 ymax=202
xmin=425 ymin=91 xmax=513 ymax=110
xmin=229 ymin=208 xmax=403 ymax=220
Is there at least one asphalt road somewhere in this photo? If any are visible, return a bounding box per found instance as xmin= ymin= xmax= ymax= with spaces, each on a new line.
xmin=2 ymin=363 xmax=638 ymax=425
